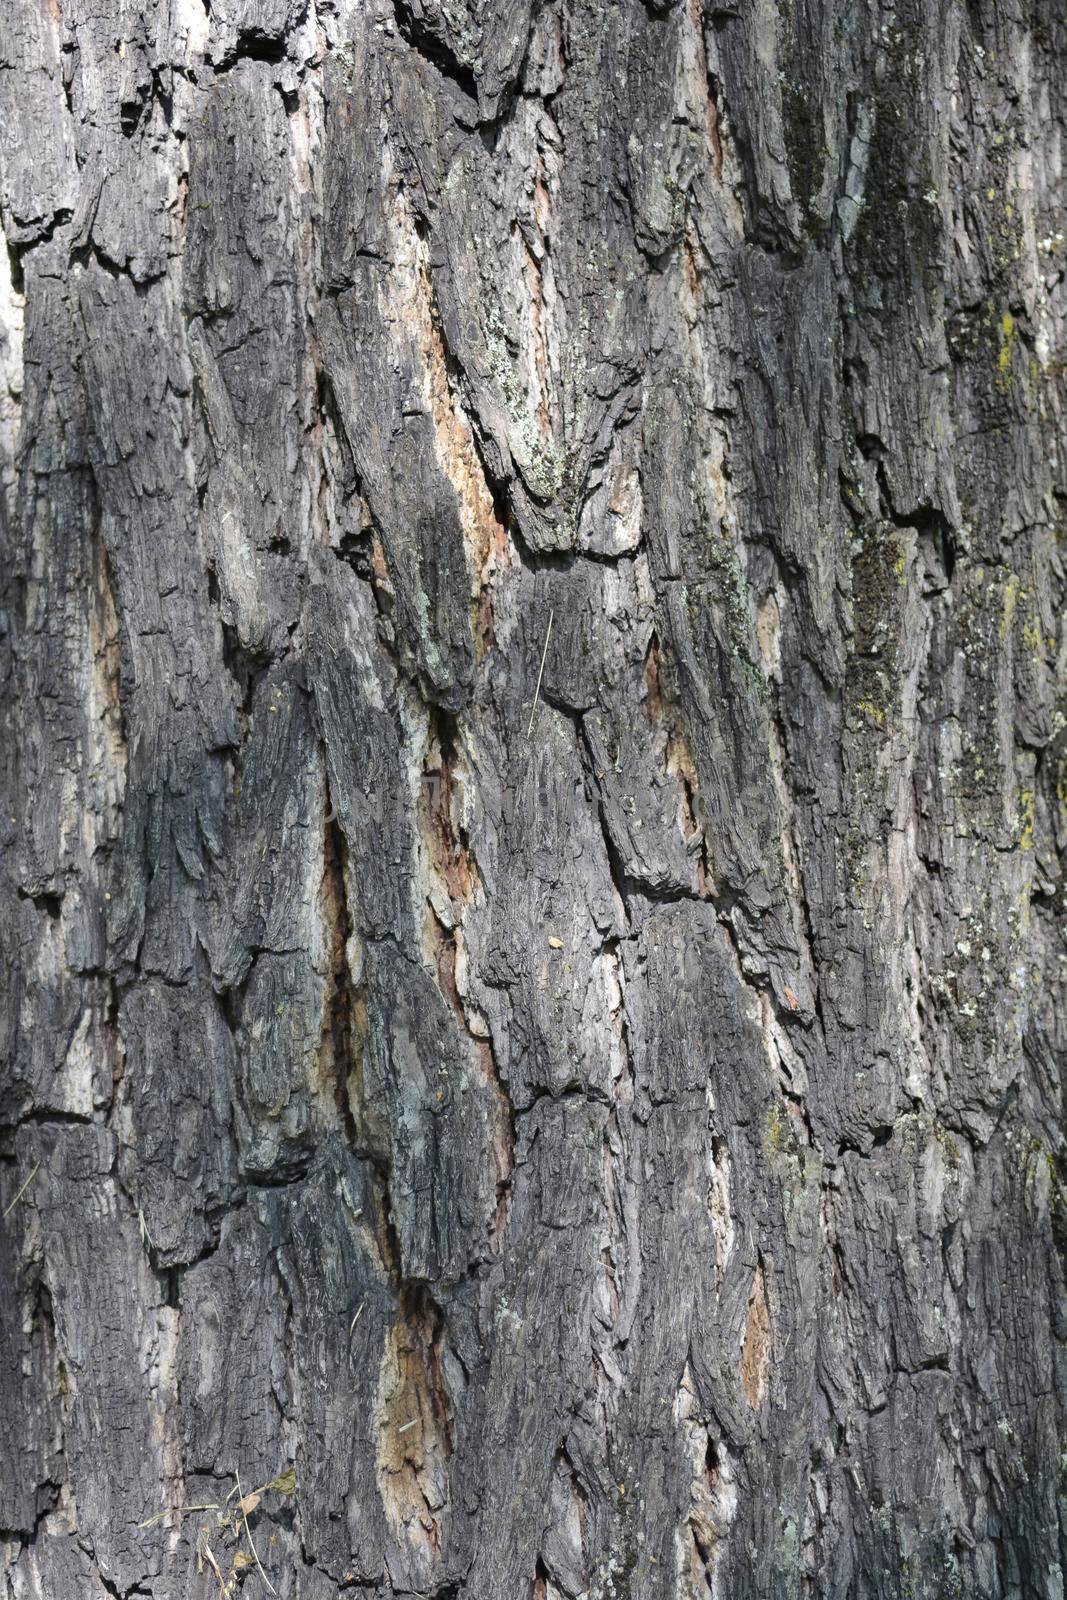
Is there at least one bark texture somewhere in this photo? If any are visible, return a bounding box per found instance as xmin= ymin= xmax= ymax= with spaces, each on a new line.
xmin=1 ymin=1 xmax=1066 ymax=1596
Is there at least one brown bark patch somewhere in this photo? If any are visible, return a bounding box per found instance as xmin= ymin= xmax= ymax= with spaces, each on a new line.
xmin=740 ymin=1263 xmax=771 ymax=1410
xmin=643 ymin=634 xmax=666 ymax=726
xmin=315 ymin=797 xmax=358 ymax=1140
xmin=424 ymin=284 xmax=507 ymax=620
xmin=522 ymin=229 xmax=552 ymax=444
xmin=88 ymin=530 xmax=127 ymax=791
xmin=375 ymin=1295 xmax=454 ymax=1557
xmin=707 ymin=1136 xmax=734 ymax=1282
xmin=675 ymin=1362 xmax=737 ymax=1597
xmin=390 ymin=186 xmax=507 ymax=639
xmin=418 ymin=720 xmax=478 ymax=915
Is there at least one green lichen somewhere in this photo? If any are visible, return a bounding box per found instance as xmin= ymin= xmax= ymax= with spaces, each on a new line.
xmin=999 ymin=570 xmax=1020 ymax=638
xmin=1021 ymin=608 xmax=1043 ymax=656
xmin=592 ymin=1459 xmax=645 ymax=1600
xmin=948 ymin=565 xmax=1014 ymax=815
xmin=846 ymin=524 xmax=907 ymax=734
xmin=996 ymin=310 xmax=1016 ymax=391
xmin=979 ymin=128 xmax=1026 ymax=287
xmin=774 ymin=1514 xmax=802 ymax=1595
xmin=782 ymin=76 xmax=827 ymax=233
xmin=891 ymin=1544 xmax=966 ymax=1599
xmin=850 ymin=6 xmax=942 ymax=304
xmin=483 ymin=303 xmax=576 ymax=509
xmin=703 ymin=534 xmax=770 ymax=706
xmin=764 ymin=1101 xmax=808 ymax=1186
xmin=933 ymin=1123 xmax=962 ymax=1167
xmin=1016 ymin=786 xmax=1035 ymax=852
xmin=946 ymin=300 xmax=1022 ymax=432
xmin=765 ymin=1101 xmax=787 ymax=1155
xmin=854 ymin=696 xmax=887 ymax=729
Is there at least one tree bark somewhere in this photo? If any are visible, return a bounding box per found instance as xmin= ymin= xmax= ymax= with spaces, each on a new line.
xmin=1 ymin=1 xmax=1065 ymax=1596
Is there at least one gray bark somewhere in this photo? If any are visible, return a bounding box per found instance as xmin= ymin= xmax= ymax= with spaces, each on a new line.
xmin=1 ymin=1 xmax=1065 ymax=1597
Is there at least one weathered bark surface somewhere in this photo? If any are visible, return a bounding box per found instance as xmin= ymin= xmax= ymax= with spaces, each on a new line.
xmin=1 ymin=0 xmax=1065 ymax=1595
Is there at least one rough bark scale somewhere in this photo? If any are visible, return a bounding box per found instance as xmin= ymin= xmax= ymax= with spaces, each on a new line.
xmin=1 ymin=1 xmax=1065 ymax=1596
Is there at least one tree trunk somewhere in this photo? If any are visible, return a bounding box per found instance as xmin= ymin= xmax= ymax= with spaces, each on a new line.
xmin=1 ymin=0 xmax=1065 ymax=1596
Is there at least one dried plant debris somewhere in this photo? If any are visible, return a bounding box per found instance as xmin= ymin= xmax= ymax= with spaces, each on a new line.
xmin=144 ymin=1468 xmax=296 ymax=1594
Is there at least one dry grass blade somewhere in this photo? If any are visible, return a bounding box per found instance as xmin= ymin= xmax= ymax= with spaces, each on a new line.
xmin=526 ymin=608 xmax=554 ymax=739
xmin=235 ymin=1469 xmax=277 ymax=1596
xmin=197 ymin=1527 xmax=230 ymax=1594
xmin=225 ymin=1464 xmax=295 ymax=1506
xmin=138 ymin=1501 xmax=220 ymax=1529
xmin=3 ymin=1161 xmax=39 ymax=1218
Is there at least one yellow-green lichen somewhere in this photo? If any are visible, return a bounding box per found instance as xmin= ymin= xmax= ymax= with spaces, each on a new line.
xmin=997 ymin=310 xmax=1015 ymax=389
xmin=998 ymin=571 xmax=1020 ymax=639
xmin=1017 ymin=787 xmax=1035 ymax=851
